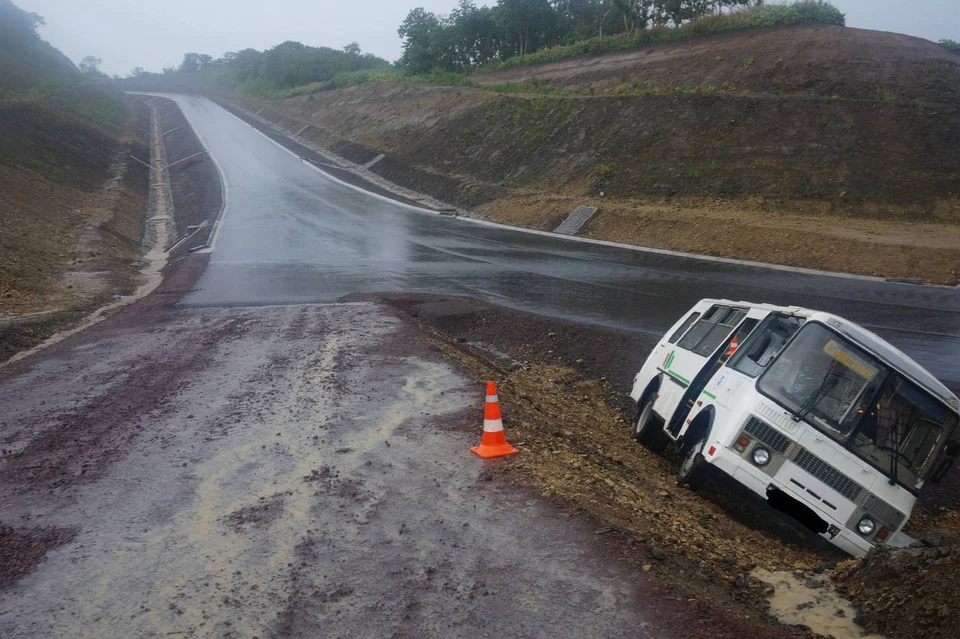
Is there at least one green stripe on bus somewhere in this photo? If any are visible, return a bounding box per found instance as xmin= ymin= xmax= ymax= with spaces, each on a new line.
xmin=668 ymin=370 xmax=691 ymax=385
xmin=702 ymin=391 xmax=717 ymax=400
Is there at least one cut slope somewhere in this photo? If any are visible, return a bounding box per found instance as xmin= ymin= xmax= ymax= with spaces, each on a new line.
xmin=234 ymin=25 xmax=960 ymax=283
xmin=0 ymin=1 xmax=150 ymax=357
xmin=477 ymin=25 xmax=960 ymax=103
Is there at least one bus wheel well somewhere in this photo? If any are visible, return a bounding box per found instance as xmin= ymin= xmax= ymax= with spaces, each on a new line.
xmin=680 ymin=409 xmax=714 ymax=455
xmin=639 ymin=377 xmax=662 ymax=406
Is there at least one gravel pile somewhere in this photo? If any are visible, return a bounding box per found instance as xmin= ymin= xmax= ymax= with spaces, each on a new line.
xmin=834 ymin=530 xmax=960 ymax=639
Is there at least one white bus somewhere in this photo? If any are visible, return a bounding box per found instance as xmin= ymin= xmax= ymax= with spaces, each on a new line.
xmin=630 ymin=299 xmax=960 ymax=556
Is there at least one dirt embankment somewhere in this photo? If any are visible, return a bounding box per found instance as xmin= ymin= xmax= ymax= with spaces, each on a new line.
xmin=0 ymin=92 xmax=224 ymax=362
xmin=239 ymin=25 xmax=960 ymax=284
xmin=834 ymin=530 xmax=960 ymax=638
xmin=0 ymin=87 xmax=151 ymax=359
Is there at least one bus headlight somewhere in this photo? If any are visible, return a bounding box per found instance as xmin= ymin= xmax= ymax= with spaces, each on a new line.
xmin=857 ymin=516 xmax=876 ymax=536
xmin=751 ymin=447 xmax=771 ymax=466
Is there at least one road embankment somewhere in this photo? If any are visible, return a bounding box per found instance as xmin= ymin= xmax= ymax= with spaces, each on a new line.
xmin=0 ymin=92 xmax=150 ymax=361
xmin=0 ymin=95 xmax=224 ymax=363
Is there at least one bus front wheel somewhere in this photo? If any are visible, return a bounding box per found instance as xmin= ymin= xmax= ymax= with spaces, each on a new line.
xmin=633 ymin=395 xmax=667 ymax=453
xmin=677 ymin=434 xmax=708 ymax=490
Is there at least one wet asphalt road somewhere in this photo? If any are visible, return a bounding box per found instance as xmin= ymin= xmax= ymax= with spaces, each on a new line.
xmin=165 ymin=95 xmax=960 ymax=385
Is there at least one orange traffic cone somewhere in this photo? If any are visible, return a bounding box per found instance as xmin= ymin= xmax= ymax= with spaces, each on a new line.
xmin=471 ymin=381 xmax=519 ymax=459
xmin=725 ymin=336 xmax=740 ymax=358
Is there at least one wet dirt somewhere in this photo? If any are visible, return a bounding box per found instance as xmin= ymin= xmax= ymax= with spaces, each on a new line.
xmin=1 ymin=301 xmax=690 ymax=638
xmin=2 ymin=283 xmax=955 ymax=637
xmin=364 ymin=292 xmax=960 ymax=639
xmin=832 ymin=533 xmax=960 ymax=639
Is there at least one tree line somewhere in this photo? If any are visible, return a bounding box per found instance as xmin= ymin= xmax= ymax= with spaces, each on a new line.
xmin=128 ymin=41 xmax=391 ymax=95
xmin=120 ymin=0 xmax=849 ymax=95
xmin=398 ymin=0 xmax=766 ymax=73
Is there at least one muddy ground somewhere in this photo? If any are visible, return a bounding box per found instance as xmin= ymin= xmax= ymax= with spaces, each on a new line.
xmin=363 ymin=292 xmax=960 ymax=639
xmin=0 ymin=277 xmax=798 ymax=638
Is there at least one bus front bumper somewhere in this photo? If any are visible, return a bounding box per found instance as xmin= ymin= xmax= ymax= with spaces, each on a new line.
xmin=705 ymin=444 xmax=874 ymax=557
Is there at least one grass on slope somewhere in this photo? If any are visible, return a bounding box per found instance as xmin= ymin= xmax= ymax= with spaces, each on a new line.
xmin=483 ymin=1 xmax=845 ymax=73
xmin=272 ymin=1 xmax=846 ymax=99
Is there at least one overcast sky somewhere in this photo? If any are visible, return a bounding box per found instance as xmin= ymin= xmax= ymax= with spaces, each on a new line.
xmin=15 ymin=0 xmax=960 ymax=76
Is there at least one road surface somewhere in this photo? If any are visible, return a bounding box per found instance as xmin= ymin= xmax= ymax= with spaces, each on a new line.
xmin=0 ymin=304 xmax=671 ymax=637
xmin=168 ymin=95 xmax=960 ymax=386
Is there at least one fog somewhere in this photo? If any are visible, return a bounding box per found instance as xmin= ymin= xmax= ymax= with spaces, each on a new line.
xmin=13 ymin=0 xmax=960 ymax=75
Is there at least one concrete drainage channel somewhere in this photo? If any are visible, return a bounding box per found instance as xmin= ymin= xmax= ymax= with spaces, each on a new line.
xmin=131 ymin=94 xmax=225 ymax=259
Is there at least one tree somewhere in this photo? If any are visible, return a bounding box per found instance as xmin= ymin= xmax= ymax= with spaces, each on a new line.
xmin=79 ymin=55 xmax=105 ymax=76
xmin=178 ymin=52 xmax=213 ymax=73
xmin=398 ymin=8 xmax=444 ymax=73
xmin=343 ymin=42 xmax=362 ymax=56
xmin=128 ymin=66 xmax=145 ymax=78
xmin=494 ymin=0 xmax=558 ymax=57
xmin=446 ymin=0 xmax=501 ymax=69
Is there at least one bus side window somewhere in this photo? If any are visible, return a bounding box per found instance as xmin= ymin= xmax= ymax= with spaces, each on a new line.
xmin=667 ymin=312 xmax=701 ymax=344
xmin=677 ymin=305 xmax=725 ymax=352
xmin=729 ymin=314 xmax=805 ymax=377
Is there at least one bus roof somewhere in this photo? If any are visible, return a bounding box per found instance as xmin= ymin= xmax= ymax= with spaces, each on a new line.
xmin=699 ymin=298 xmax=960 ymax=413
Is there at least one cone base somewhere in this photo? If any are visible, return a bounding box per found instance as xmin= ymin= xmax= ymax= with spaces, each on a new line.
xmin=471 ymin=443 xmax=520 ymax=459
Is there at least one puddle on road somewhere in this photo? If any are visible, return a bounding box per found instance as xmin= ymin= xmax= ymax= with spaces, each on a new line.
xmin=753 ymin=569 xmax=886 ymax=639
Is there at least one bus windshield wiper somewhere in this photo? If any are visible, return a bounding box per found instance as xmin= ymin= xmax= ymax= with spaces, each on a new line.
xmin=886 ymin=403 xmax=903 ymax=487
xmin=792 ymin=372 xmax=841 ymax=423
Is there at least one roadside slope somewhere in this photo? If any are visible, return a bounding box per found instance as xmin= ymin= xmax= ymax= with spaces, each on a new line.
xmin=238 ymin=25 xmax=960 ymax=284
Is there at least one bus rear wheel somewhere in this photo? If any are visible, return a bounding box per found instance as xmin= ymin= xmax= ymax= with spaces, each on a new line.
xmin=677 ymin=434 xmax=708 ymax=490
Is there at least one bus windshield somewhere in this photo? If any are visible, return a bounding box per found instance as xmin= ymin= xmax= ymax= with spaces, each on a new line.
xmin=758 ymin=322 xmax=958 ymax=489
xmin=758 ymin=323 xmax=885 ymax=442
xmin=852 ymin=375 xmax=958 ymax=488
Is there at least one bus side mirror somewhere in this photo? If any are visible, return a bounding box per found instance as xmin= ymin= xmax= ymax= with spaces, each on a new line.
xmin=930 ymin=441 xmax=960 ymax=484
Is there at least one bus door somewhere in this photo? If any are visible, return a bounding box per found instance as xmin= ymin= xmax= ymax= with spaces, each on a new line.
xmin=665 ymin=308 xmax=758 ymax=435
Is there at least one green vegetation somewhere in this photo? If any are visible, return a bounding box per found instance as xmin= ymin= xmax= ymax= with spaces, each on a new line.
xmin=940 ymin=39 xmax=960 ymax=53
xmin=272 ymin=68 xmax=477 ymax=99
xmin=0 ymin=0 xmax=81 ymax=95
xmin=873 ymin=86 xmax=896 ymax=103
xmin=397 ymin=1 xmax=845 ymax=74
xmin=138 ymin=1 xmax=845 ymax=99
xmin=479 ymin=1 xmax=845 ymax=73
xmin=129 ymin=41 xmax=391 ymax=97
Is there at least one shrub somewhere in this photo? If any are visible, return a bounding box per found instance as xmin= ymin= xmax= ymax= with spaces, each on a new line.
xmin=939 ymin=39 xmax=960 ymax=53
